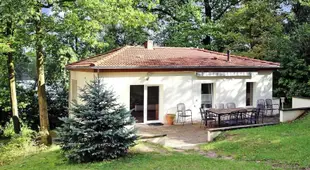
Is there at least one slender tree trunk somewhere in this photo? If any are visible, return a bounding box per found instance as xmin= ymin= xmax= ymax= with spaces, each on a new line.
xmin=6 ymin=22 xmax=20 ymax=134
xmin=35 ymin=7 xmax=52 ymax=145
xmin=203 ymin=0 xmax=212 ymax=45
xmin=6 ymin=21 xmax=21 ymax=134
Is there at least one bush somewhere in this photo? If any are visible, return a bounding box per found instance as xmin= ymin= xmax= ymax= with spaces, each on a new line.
xmin=57 ymin=78 xmax=137 ymax=163
xmin=0 ymin=119 xmax=41 ymax=166
xmin=18 ymin=82 xmax=68 ymax=130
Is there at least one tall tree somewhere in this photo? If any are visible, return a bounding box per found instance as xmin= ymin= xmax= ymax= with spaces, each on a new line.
xmin=140 ymin=0 xmax=242 ymax=47
xmin=215 ymin=0 xmax=284 ymax=58
xmin=29 ymin=0 xmax=156 ymax=145
xmin=0 ymin=0 xmax=31 ymax=133
xmin=6 ymin=21 xmax=20 ymax=134
xmin=34 ymin=2 xmax=51 ymax=145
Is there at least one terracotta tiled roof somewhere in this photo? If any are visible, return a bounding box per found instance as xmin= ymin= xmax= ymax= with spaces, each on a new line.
xmin=66 ymin=46 xmax=280 ymax=70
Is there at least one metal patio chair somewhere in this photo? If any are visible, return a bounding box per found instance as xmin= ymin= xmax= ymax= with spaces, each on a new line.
xmin=236 ymin=109 xmax=248 ymax=125
xmin=176 ymin=103 xmax=193 ymax=125
xmin=226 ymin=102 xmax=236 ymax=109
xmin=215 ymin=103 xmax=225 ymax=109
xmin=265 ymin=99 xmax=279 ymax=117
xmin=200 ymin=108 xmax=216 ymax=128
xmin=244 ymin=108 xmax=258 ymax=124
xmin=257 ymin=99 xmax=266 ymax=123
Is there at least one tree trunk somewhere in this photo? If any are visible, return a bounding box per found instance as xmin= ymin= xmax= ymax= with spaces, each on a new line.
xmin=203 ymin=0 xmax=212 ymax=45
xmin=6 ymin=21 xmax=21 ymax=134
xmin=35 ymin=7 xmax=52 ymax=145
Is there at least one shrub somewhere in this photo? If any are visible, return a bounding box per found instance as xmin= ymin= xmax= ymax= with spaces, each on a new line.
xmin=57 ymin=78 xmax=137 ymax=163
xmin=0 ymin=119 xmax=41 ymax=165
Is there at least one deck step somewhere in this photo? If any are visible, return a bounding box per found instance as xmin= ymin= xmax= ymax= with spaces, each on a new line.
xmin=138 ymin=134 xmax=167 ymax=139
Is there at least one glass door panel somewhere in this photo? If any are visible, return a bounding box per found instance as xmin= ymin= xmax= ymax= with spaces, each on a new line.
xmin=147 ymin=86 xmax=159 ymax=121
xmin=130 ymin=85 xmax=144 ymax=123
xmin=201 ymin=84 xmax=213 ymax=108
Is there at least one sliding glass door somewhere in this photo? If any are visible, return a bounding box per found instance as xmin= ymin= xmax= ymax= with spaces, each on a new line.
xmin=130 ymin=85 xmax=160 ymax=123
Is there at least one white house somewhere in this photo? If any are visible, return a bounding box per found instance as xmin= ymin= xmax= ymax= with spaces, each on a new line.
xmin=66 ymin=41 xmax=280 ymax=124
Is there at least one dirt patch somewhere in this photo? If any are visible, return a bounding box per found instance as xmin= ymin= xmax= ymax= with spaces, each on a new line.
xmin=196 ymin=150 xmax=234 ymax=160
xmin=223 ymin=133 xmax=240 ymax=141
xmin=131 ymin=141 xmax=170 ymax=154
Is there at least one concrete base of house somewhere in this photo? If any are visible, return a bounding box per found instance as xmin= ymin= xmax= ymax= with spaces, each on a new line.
xmin=207 ymin=122 xmax=278 ymax=142
xmin=280 ymin=108 xmax=310 ymax=122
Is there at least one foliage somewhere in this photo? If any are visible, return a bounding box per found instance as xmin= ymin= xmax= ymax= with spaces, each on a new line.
xmin=201 ymin=114 xmax=310 ymax=168
xmin=0 ymin=119 xmax=41 ymax=166
xmin=214 ymin=0 xmax=284 ymax=58
xmin=0 ymin=0 xmax=157 ymax=131
xmin=152 ymin=0 xmax=239 ymax=48
xmin=272 ymin=23 xmax=310 ymax=98
xmin=17 ymin=83 xmax=68 ymax=130
xmin=57 ymin=78 xmax=137 ymax=163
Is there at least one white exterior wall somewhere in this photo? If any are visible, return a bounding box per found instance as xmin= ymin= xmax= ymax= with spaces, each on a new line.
xmin=70 ymin=70 xmax=274 ymax=123
xmin=280 ymin=110 xmax=305 ymax=122
xmin=69 ymin=71 xmax=97 ymax=104
xmin=292 ymin=97 xmax=310 ymax=108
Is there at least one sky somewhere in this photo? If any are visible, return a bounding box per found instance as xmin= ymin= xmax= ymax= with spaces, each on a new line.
xmin=42 ymin=8 xmax=52 ymax=14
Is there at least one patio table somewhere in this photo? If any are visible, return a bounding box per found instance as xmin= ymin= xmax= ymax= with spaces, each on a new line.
xmin=206 ymin=107 xmax=256 ymax=127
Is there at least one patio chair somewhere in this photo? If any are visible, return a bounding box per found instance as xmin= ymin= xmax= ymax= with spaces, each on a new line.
xmin=265 ymin=99 xmax=279 ymax=117
xmin=236 ymin=109 xmax=248 ymax=125
xmin=199 ymin=108 xmax=216 ymax=128
xmin=226 ymin=102 xmax=236 ymax=109
xmin=244 ymin=108 xmax=258 ymax=124
xmin=176 ymin=103 xmax=193 ymax=125
xmin=221 ymin=111 xmax=239 ymax=126
xmin=215 ymin=103 xmax=224 ymax=109
xmin=257 ymin=99 xmax=266 ymax=123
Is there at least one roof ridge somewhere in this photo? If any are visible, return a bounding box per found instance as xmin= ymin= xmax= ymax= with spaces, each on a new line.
xmin=197 ymin=49 xmax=280 ymax=66
xmin=90 ymin=46 xmax=131 ymax=66
xmin=154 ymin=46 xmax=194 ymax=49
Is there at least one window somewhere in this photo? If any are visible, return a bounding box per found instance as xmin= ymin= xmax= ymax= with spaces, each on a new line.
xmin=71 ymin=79 xmax=77 ymax=103
xmin=246 ymin=82 xmax=254 ymax=106
xmin=201 ymin=84 xmax=213 ymax=108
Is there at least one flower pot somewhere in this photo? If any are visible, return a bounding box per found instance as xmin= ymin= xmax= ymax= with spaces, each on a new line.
xmin=166 ymin=114 xmax=176 ymax=125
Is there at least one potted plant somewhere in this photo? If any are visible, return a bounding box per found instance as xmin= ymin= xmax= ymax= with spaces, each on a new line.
xmin=165 ymin=113 xmax=176 ymax=125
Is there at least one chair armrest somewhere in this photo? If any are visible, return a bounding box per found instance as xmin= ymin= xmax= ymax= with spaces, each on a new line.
xmin=185 ymin=109 xmax=192 ymax=115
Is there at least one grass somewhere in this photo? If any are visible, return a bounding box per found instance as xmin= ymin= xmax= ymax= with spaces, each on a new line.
xmin=201 ymin=114 xmax=310 ymax=168
xmin=2 ymin=115 xmax=310 ymax=169
xmin=0 ymin=125 xmax=43 ymax=166
xmin=0 ymin=145 xmax=275 ymax=170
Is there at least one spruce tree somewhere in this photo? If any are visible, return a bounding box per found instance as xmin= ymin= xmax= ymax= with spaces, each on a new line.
xmin=57 ymin=78 xmax=137 ymax=163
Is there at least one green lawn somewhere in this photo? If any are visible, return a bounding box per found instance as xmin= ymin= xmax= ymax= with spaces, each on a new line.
xmin=201 ymin=114 xmax=310 ymax=168
xmin=2 ymin=115 xmax=310 ymax=169
xmin=0 ymin=145 xmax=275 ymax=170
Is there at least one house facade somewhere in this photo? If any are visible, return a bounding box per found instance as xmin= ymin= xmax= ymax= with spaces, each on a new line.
xmin=67 ymin=41 xmax=280 ymax=124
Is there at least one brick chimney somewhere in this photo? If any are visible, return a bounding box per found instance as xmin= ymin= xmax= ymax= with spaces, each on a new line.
xmin=144 ymin=40 xmax=153 ymax=50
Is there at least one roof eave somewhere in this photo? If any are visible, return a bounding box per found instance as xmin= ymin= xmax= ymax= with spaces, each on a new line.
xmin=66 ymin=65 xmax=280 ymax=71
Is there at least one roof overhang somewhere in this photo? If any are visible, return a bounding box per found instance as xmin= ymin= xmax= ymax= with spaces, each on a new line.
xmin=66 ymin=65 xmax=280 ymax=72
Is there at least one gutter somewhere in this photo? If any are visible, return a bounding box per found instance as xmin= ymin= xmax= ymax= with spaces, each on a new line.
xmin=66 ymin=65 xmax=280 ymax=71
